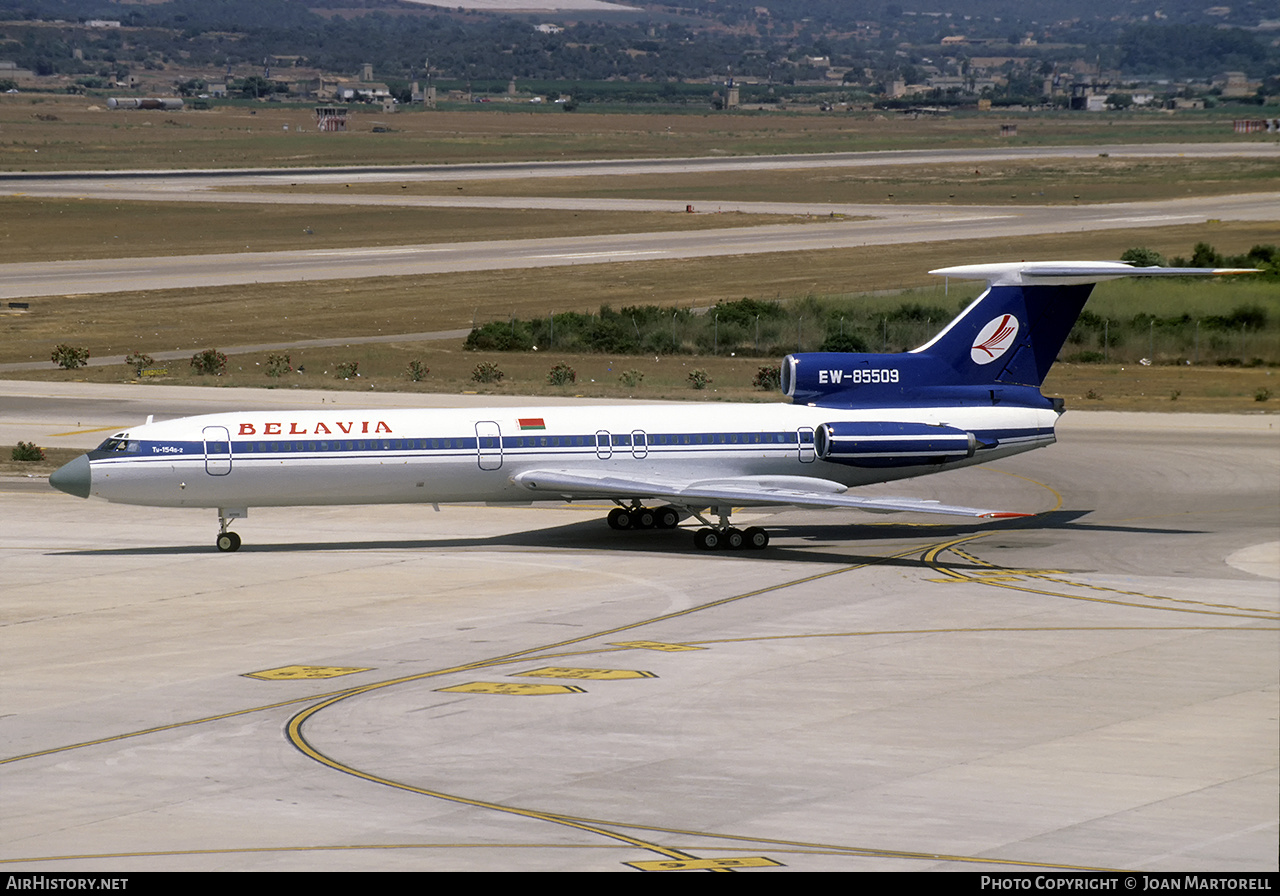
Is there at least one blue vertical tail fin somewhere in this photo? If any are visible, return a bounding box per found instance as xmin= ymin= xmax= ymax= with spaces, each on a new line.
xmin=782 ymin=261 xmax=1258 ymax=408
xmin=908 ymin=280 xmax=1093 ymax=388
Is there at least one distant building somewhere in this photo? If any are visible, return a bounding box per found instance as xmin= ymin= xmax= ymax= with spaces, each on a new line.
xmin=335 ymin=78 xmax=391 ymax=102
xmin=0 ymin=60 xmax=36 ymax=80
xmin=1214 ymin=72 xmax=1256 ymax=98
xmin=1070 ymin=80 xmax=1111 ymax=110
xmin=927 ymin=76 xmax=997 ymax=93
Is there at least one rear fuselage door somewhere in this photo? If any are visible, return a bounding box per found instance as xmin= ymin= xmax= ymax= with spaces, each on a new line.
xmin=797 ymin=426 xmax=816 ymax=464
xmin=203 ymin=425 xmax=232 ymax=476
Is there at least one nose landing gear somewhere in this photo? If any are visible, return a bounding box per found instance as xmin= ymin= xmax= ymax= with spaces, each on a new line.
xmin=215 ymin=508 xmax=247 ymax=552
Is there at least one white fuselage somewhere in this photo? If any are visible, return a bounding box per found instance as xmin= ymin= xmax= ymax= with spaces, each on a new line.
xmin=84 ymin=401 xmax=1057 ymax=509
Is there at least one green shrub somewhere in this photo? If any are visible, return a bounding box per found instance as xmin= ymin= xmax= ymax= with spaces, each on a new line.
xmin=124 ymin=351 xmax=154 ymax=377
xmin=334 ymin=361 xmax=359 ymax=379
xmin=407 ymin=360 xmax=429 ymax=382
xmin=265 ymin=352 xmax=291 ymax=377
xmin=471 ymin=361 xmax=504 ymax=383
xmin=886 ymin=303 xmax=949 ymax=323
xmin=190 ymin=348 xmax=227 ymax=375
xmin=688 ymin=368 xmax=711 ymax=390
xmin=546 ymin=363 xmax=576 ymax=386
xmin=464 ymin=321 xmax=533 ymax=352
xmin=753 ymin=365 xmax=781 ymax=391
xmin=11 ymin=441 xmax=44 ymax=462
xmin=1203 ymin=305 xmax=1268 ymax=331
xmin=818 ymin=332 xmax=867 ymax=353
xmin=1256 ymin=388 xmax=1272 ymax=402
xmin=51 ymin=344 xmax=89 ymax=369
xmin=1120 ymin=247 xmax=1166 ymax=267
xmin=712 ymin=297 xmax=786 ymax=329
xmin=618 ymin=369 xmax=644 ymax=387
xmin=1190 ymin=242 xmax=1224 ymax=267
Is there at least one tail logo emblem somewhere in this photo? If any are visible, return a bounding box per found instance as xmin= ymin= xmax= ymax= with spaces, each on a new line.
xmin=971 ymin=314 xmax=1019 ymax=365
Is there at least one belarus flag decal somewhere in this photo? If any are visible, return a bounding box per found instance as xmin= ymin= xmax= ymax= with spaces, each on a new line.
xmin=518 ymin=418 xmax=547 ymax=431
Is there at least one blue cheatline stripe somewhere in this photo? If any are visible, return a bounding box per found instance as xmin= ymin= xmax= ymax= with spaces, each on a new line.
xmin=91 ymin=426 xmax=1050 ymax=467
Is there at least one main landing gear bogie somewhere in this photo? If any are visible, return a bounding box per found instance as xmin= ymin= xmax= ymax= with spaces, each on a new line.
xmin=608 ymin=505 xmax=681 ymax=531
xmin=693 ymin=526 xmax=769 ymax=551
xmin=608 ymin=502 xmax=769 ymax=551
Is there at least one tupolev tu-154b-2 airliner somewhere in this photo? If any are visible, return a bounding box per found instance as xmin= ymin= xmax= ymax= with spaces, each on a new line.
xmin=49 ymin=261 xmax=1253 ymax=552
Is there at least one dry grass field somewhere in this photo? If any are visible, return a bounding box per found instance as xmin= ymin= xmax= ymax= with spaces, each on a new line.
xmin=1 ymin=94 xmax=1276 ymax=414
xmin=2 ymin=221 xmax=1272 ymax=360
xmin=1 ymin=93 xmax=1273 ymax=171
xmin=4 ymin=221 xmax=1276 ymax=412
xmin=0 ymin=196 xmax=792 ymax=262
xmin=252 ymin=156 xmax=1280 ymax=207
xmin=0 ymin=444 xmax=81 ymax=477
xmin=8 ymin=339 xmax=1276 ymax=415
xmin=4 ymin=153 xmax=1272 ymax=264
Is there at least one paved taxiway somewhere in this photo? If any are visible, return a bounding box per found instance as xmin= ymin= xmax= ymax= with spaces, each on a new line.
xmin=2 ymin=383 xmax=1276 ymax=871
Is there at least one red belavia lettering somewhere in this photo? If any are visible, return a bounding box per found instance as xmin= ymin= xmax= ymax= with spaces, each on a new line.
xmin=50 ymin=261 xmax=1255 ymax=552
xmin=237 ymin=420 xmax=394 ymax=436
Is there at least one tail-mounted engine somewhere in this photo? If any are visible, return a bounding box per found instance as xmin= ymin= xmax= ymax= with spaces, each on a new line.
xmin=814 ymin=421 xmax=979 ymax=468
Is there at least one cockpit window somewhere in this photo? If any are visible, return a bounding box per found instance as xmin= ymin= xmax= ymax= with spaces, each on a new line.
xmin=95 ymin=438 xmax=139 ymax=453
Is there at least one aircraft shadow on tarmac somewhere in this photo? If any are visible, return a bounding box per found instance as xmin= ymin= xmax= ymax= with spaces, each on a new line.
xmin=52 ymin=508 xmax=1205 ymax=567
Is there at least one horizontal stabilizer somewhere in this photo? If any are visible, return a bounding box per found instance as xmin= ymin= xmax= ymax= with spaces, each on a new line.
xmin=930 ymin=261 xmax=1259 ymax=286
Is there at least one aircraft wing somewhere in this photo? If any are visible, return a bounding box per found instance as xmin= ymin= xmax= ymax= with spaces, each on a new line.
xmin=510 ymin=469 xmax=1030 ymax=519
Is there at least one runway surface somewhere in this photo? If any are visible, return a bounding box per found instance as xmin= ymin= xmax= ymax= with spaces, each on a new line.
xmin=2 ymin=383 xmax=1276 ymax=871
xmin=0 ymin=194 xmax=1274 ymax=301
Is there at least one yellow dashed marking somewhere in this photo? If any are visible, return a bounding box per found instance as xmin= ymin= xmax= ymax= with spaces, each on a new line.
xmin=925 ymin=537 xmax=1279 ymax=619
xmin=437 ymin=681 xmax=587 ymax=696
xmin=514 ymin=667 xmax=657 ymax=681
xmin=627 ymin=856 xmax=784 ymax=871
xmin=47 ymin=425 xmax=130 ymax=437
xmin=611 ymin=640 xmax=704 ymax=652
xmin=244 ymin=665 xmax=371 ymax=681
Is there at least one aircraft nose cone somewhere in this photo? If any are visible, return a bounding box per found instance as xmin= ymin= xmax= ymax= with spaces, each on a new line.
xmin=49 ymin=453 xmax=91 ymax=499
